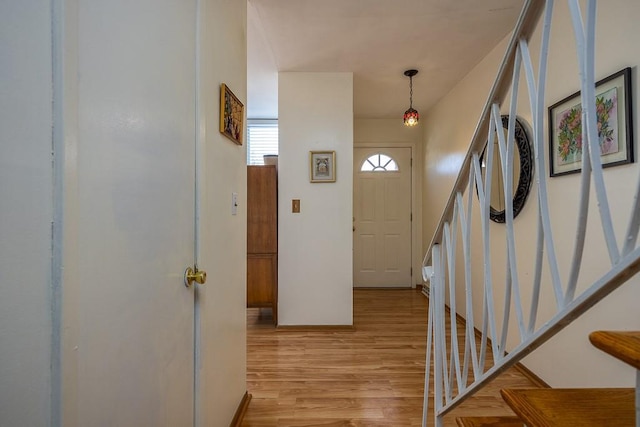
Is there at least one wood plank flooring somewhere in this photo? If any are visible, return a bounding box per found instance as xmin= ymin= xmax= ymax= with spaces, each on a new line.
xmin=243 ymin=289 xmax=537 ymax=426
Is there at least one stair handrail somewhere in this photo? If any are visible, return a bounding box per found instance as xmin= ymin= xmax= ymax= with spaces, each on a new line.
xmin=421 ymin=1 xmax=640 ymax=426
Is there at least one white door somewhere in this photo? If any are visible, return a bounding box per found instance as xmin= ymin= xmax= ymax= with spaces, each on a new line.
xmin=353 ymin=147 xmax=412 ymax=287
xmin=73 ymin=1 xmax=197 ymax=424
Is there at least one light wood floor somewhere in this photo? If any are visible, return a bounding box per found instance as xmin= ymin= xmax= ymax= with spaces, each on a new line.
xmin=243 ymin=289 xmax=537 ymax=426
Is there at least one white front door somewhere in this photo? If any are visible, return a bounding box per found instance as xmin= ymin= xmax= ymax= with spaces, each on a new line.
xmin=73 ymin=1 xmax=197 ymax=424
xmin=353 ymin=147 xmax=412 ymax=287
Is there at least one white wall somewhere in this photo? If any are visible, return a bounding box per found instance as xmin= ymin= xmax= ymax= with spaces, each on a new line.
xmin=197 ymin=0 xmax=248 ymax=425
xmin=421 ymin=40 xmax=504 ymax=243
xmin=247 ymin=1 xmax=278 ymax=119
xmin=355 ymin=119 xmax=423 ymax=143
xmin=0 ymin=2 xmax=53 ymax=425
xmin=355 ymin=119 xmax=424 ymax=286
xmin=278 ymin=72 xmax=354 ymax=325
xmin=422 ymin=1 xmax=640 ymax=387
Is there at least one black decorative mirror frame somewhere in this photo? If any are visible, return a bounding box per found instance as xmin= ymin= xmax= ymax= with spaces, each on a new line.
xmin=480 ymin=115 xmax=534 ymax=223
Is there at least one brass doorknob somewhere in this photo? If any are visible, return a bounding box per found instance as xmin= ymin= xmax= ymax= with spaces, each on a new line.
xmin=184 ymin=266 xmax=207 ymax=287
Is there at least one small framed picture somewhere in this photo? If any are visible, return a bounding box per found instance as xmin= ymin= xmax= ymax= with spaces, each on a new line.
xmin=219 ymin=83 xmax=244 ymax=145
xmin=310 ymin=151 xmax=336 ymax=183
xmin=548 ymin=67 xmax=633 ymax=177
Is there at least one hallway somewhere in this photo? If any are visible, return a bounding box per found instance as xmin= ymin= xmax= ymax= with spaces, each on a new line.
xmin=243 ymin=289 xmax=537 ymax=426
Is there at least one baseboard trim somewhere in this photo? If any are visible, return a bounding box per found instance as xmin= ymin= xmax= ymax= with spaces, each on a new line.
xmin=229 ymin=391 xmax=252 ymax=427
xmin=276 ymin=324 xmax=355 ymax=331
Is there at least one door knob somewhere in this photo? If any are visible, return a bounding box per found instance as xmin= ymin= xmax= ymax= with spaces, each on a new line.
xmin=184 ymin=266 xmax=207 ymax=287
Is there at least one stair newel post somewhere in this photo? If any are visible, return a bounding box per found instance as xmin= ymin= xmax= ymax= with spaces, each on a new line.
xmin=432 ymin=244 xmax=446 ymax=427
xmin=421 ymin=269 xmax=435 ymax=427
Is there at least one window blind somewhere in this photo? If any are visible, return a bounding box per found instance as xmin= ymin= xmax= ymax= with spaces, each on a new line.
xmin=247 ymin=120 xmax=278 ymax=165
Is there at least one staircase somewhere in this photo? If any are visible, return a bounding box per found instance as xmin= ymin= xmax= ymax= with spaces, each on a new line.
xmin=456 ymin=331 xmax=639 ymax=426
xmin=421 ymin=0 xmax=640 ymax=426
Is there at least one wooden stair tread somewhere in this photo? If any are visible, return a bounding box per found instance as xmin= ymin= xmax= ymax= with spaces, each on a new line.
xmin=456 ymin=416 xmax=523 ymax=427
xmin=589 ymin=330 xmax=640 ymax=370
xmin=500 ymin=388 xmax=635 ymax=427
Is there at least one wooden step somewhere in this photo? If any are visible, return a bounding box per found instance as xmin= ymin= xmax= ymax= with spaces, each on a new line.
xmin=589 ymin=330 xmax=640 ymax=370
xmin=456 ymin=415 xmax=523 ymax=427
xmin=500 ymin=388 xmax=635 ymax=426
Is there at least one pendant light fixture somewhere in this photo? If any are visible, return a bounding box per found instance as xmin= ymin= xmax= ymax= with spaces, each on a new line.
xmin=403 ymin=69 xmax=419 ymax=127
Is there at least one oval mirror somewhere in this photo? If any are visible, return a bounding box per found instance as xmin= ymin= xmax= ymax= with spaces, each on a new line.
xmin=480 ymin=116 xmax=533 ymax=223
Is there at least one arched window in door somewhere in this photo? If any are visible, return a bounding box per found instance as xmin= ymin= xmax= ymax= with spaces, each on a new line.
xmin=360 ymin=153 xmax=399 ymax=172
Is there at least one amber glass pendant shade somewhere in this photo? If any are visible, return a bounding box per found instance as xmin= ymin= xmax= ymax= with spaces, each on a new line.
xmin=404 ymin=107 xmax=419 ymax=126
xmin=403 ymin=69 xmax=419 ymax=127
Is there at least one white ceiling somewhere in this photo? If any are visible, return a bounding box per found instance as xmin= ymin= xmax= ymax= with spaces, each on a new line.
xmin=247 ymin=0 xmax=525 ymax=120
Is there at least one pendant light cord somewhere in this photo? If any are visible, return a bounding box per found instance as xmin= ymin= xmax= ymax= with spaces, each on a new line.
xmin=409 ymin=76 xmax=413 ymax=109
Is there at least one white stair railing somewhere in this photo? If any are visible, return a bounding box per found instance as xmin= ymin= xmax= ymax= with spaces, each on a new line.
xmin=421 ymin=1 xmax=640 ymax=426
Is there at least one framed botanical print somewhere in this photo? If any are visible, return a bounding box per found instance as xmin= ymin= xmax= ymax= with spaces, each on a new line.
xmin=548 ymin=67 xmax=633 ymax=177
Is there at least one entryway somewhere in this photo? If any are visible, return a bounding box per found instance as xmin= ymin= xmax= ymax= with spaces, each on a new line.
xmin=353 ymin=147 xmax=412 ymax=287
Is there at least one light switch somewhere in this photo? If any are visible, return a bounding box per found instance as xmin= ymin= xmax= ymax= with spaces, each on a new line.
xmin=292 ymin=199 xmax=300 ymax=213
xmin=231 ymin=192 xmax=238 ymax=215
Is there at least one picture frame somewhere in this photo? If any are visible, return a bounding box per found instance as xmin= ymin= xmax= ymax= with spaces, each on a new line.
xmin=219 ymin=83 xmax=244 ymax=145
xmin=548 ymin=67 xmax=633 ymax=177
xmin=310 ymin=151 xmax=336 ymax=183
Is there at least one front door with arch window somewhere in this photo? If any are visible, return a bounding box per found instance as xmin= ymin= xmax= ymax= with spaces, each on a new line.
xmin=353 ymin=147 xmax=412 ymax=287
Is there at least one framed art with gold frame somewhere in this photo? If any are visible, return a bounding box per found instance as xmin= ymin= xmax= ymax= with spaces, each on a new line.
xmin=219 ymin=83 xmax=244 ymax=145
